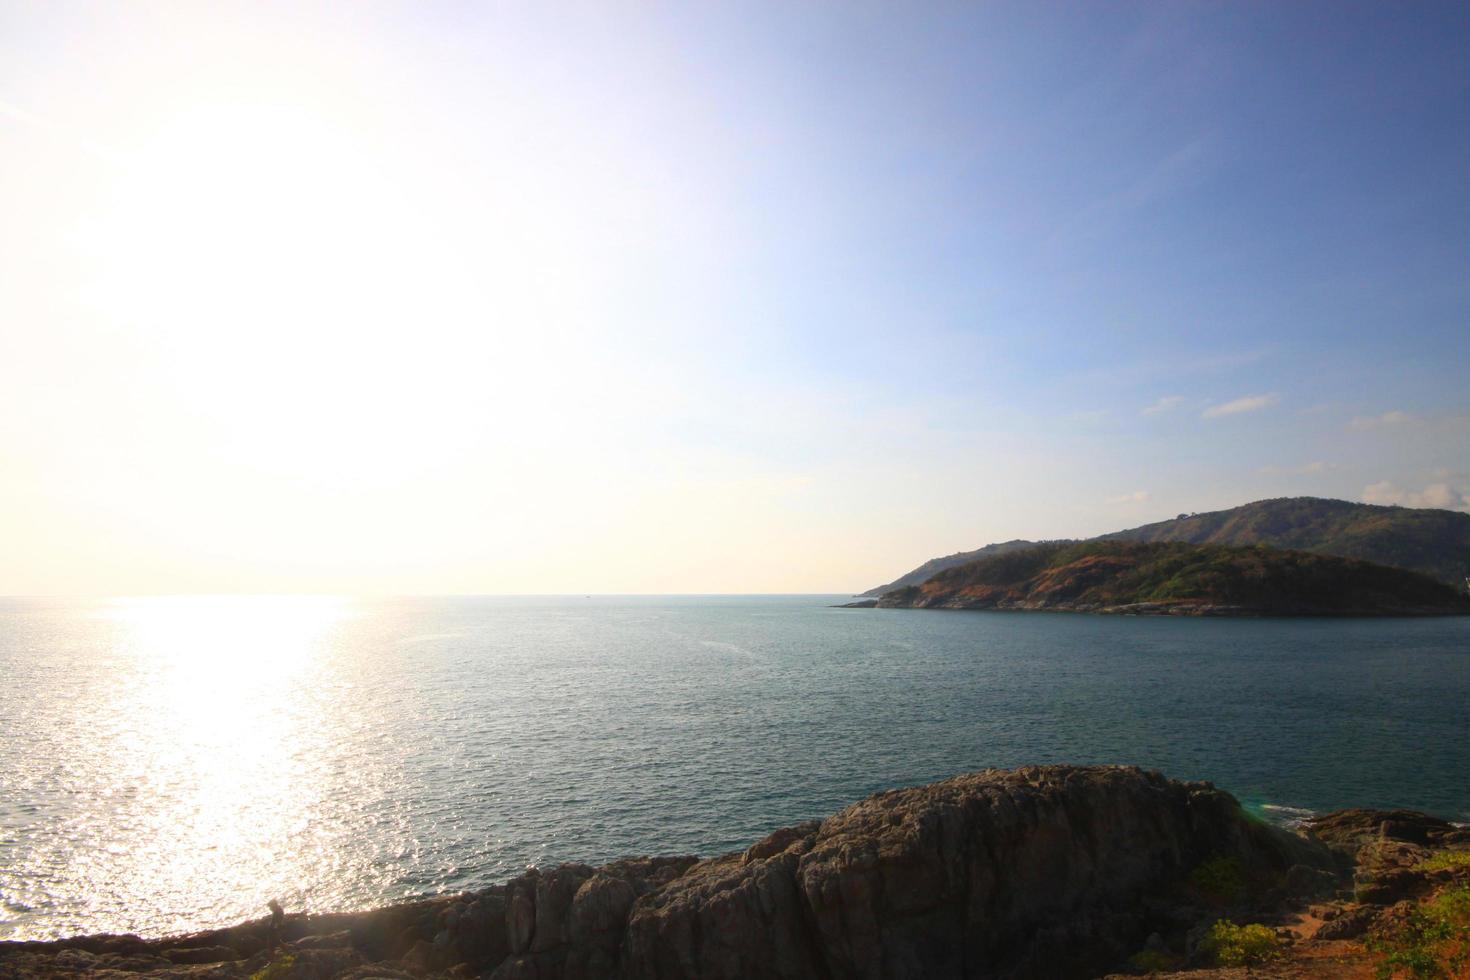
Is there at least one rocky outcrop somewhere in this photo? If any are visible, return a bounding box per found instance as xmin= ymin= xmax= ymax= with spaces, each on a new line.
xmin=0 ymin=765 xmax=1342 ymax=980
xmin=489 ymin=857 xmax=697 ymax=980
xmin=1303 ymin=808 xmax=1470 ymax=856
xmin=620 ymin=766 xmax=1332 ymax=979
xmin=1300 ymin=808 xmax=1470 ymax=908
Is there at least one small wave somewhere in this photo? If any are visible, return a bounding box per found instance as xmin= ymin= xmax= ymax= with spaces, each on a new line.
xmin=1261 ymin=803 xmax=1316 ymax=815
xmin=1259 ymin=803 xmax=1317 ymax=827
xmin=395 ymin=632 xmax=466 ymax=646
xmin=697 ymin=640 xmax=760 ymax=659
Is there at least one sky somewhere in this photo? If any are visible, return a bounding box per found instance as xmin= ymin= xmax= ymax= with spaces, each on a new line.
xmin=2 ymin=1 xmax=1468 ymax=595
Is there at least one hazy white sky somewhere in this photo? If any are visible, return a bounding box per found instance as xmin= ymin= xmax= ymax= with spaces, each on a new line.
xmin=3 ymin=2 xmax=1468 ymax=595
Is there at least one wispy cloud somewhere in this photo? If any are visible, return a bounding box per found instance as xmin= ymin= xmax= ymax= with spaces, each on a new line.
xmin=1202 ymin=393 xmax=1278 ymax=418
xmin=1141 ymin=395 xmax=1184 ymax=416
xmin=1106 ymin=490 xmax=1150 ymax=504
xmin=1362 ymin=480 xmax=1470 ymax=512
xmin=1349 ymin=409 xmax=1417 ymax=430
xmin=1049 ymin=133 xmax=1218 ymax=247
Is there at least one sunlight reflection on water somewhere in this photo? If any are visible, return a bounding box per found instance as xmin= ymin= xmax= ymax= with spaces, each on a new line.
xmin=107 ymin=597 xmax=342 ymax=925
xmin=0 ymin=597 xmax=397 ymax=939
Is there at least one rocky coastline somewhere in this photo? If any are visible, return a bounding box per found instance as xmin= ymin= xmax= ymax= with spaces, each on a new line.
xmin=4 ymin=764 xmax=1468 ymax=979
xmin=840 ymin=596 xmax=1466 ymax=616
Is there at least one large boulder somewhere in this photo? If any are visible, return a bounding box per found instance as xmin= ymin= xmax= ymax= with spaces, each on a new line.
xmin=1303 ymin=808 xmax=1470 ymax=859
xmin=622 ymin=825 xmax=827 ymax=979
xmin=622 ymin=765 xmax=1332 ymax=979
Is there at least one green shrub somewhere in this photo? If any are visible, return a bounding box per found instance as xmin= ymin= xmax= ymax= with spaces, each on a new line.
xmin=1367 ymin=886 xmax=1470 ymax=979
xmin=1202 ymin=920 xmax=1282 ymax=967
xmin=1127 ymin=947 xmax=1179 ymax=973
xmin=1189 ymin=855 xmax=1247 ymax=904
xmin=1414 ymin=851 xmax=1470 ymax=873
xmin=250 ymin=953 xmax=297 ymax=980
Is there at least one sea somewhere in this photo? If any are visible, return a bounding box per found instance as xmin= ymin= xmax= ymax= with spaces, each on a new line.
xmin=2 ymin=594 xmax=1467 ymax=941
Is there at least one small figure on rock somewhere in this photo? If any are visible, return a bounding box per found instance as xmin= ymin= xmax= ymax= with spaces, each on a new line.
xmin=267 ymin=899 xmax=284 ymax=950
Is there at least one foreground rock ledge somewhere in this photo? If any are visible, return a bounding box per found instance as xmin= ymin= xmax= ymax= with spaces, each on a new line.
xmin=0 ymin=765 xmax=1344 ymax=979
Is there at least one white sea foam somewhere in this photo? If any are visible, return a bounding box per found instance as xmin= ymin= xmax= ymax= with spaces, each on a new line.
xmin=1260 ymin=803 xmax=1317 ymax=827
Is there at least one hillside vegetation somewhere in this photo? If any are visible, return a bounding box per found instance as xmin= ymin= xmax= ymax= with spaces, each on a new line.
xmin=1101 ymin=497 xmax=1470 ymax=586
xmin=862 ymin=497 xmax=1470 ymax=595
xmin=859 ymin=539 xmax=1046 ymax=596
xmin=874 ymin=539 xmax=1470 ymax=616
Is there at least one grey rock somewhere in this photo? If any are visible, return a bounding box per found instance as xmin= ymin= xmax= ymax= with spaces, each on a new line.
xmin=162 ymin=945 xmax=241 ymax=964
xmin=530 ymin=865 xmax=593 ymax=953
xmin=624 ymin=842 xmax=826 ymax=979
xmin=507 ymin=875 xmax=537 ymax=955
xmin=625 ymin=765 xmax=1332 ymax=979
xmin=1314 ymin=904 xmax=1378 ymax=940
xmin=567 ymin=873 xmax=637 ymax=945
xmin=1286 ymin=863 xmax=1339 ymax=899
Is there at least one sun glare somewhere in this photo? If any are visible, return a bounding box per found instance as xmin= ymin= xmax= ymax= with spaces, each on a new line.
xmin=109 ymin=594 xmax=344 ymax=741
xmin=111 ymin=593 xmax=345 ymax=659
xmin=71 ymin=83 xmax=624 ymax=492
xmin=81 ymin=596 xmax=352 ymax=929
xmin=92 ymin=97 xmax=478 ymax=326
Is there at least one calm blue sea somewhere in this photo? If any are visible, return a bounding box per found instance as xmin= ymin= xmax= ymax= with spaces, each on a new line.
xmin=1 ymin=594 xmax=1467 ymax=941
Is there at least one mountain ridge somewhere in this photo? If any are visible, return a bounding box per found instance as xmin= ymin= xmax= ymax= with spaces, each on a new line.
xmin=861 ymin=496 xmax=1470 ymax=596
xmin=870 ymin=539 xmax=1470 ymax=616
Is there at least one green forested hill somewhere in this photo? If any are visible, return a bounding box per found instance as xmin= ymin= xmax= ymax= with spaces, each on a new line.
xmin=873 ymin=540 xmax=1470 ymax=616
xmin=859 ymin=539 xmax=1049 ymax=596
xmin=1098 ymin=497 xmax=1470 ymax=587
xmin=862 ymin=497 xmax=1470 ymax=595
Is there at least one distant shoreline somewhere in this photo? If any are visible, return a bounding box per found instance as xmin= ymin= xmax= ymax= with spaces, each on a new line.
xmin=836 ymin=596 xmax=1470 ymax=617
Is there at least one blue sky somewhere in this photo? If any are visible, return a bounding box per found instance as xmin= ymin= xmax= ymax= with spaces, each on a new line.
xmin=1 ymin=2 xmax=1467 ymax=593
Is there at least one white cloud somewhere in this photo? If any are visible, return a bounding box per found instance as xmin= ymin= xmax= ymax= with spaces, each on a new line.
xmin=1106 ymin=490 xmax=1150 ymax=504
xmin=1141 ymin=395 xmax=1184 ymax=416
xmin=1202 ymin=393 xmax=1278 ymax=418
xmin=1362 ymin=481 xmax=1470 ymax=512
xmin=1349 ymin=410 xmax=1417 ymax=430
